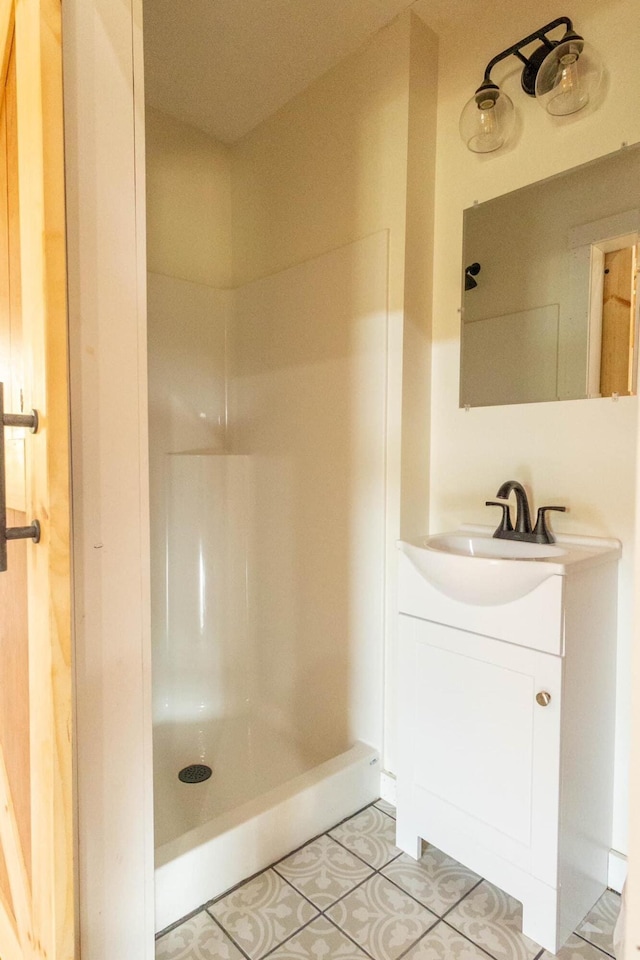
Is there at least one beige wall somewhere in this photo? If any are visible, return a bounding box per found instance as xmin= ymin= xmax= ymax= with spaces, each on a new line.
xmin=230 ymin=14 xmax=411 ymax=304
xmin=145 ymin=107 xmax=233 ymax=287
xmin=426 ymin=0 xmax=640 ymax=855
xmin=400 ymin=16 xmax=438 ymax=536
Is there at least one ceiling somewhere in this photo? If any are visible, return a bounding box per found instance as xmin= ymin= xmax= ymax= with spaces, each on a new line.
xmin=143 ymin=0 xmax=449 ymax=143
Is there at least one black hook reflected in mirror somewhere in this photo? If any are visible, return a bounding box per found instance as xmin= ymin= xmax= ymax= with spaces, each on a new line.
xmin=465 ymin=262 xmax=481 ymax=290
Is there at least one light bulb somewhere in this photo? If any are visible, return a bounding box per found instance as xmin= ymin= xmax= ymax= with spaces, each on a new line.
xmin=549 ymin=48 xmax=587 ymax=115
xmin=459 ymin=86 xmax=515 ymax=153
xmin=477 ymin=99 xmax=500 ymax=148
xmin=535 ymin=37 xmax=602 ymax=116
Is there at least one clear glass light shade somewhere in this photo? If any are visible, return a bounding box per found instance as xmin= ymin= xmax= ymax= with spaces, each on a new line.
xmin=459 ymin=89 xmax=515 ymax=153
xmin=535 ymin=38 xmax=603 ymax=116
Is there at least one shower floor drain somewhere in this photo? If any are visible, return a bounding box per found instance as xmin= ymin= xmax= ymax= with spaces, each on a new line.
xmin=178 ymin=764 xmax=212 ymax=784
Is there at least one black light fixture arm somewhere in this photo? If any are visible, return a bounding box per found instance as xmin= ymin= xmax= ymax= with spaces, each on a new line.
xmin=461 ymin=14 xmax=600 ymax=153
xmin=479 ymin=16 xmax=576 ymax=92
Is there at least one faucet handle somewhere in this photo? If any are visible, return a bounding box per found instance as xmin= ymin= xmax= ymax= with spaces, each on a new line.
xmin=485 ymin=500 xmax=514 ymax=536
xmin=533 ymin=505 xmax=566 ymax=544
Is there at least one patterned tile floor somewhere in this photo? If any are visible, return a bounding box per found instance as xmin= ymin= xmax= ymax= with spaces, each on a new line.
xmin=156 ymin=800 xmax=621 ymax=960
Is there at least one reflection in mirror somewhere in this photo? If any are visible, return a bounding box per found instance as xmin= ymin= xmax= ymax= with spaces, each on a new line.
xmin=460 ymin=144 xmax=640 ymax=407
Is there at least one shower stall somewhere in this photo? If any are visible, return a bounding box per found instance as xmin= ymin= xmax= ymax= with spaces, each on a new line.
xmin=140 ymin=0 xmax=439 ymax=926
xmin=147 ymin=234 xmax=389 ymax=929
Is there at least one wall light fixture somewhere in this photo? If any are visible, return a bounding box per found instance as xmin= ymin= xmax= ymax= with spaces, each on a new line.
xmin=459 ymin=17 xmax=603 ymax=154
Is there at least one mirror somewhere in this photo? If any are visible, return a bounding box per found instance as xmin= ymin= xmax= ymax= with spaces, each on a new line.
xmin=460 ymin=144 xmax=640 ymax=407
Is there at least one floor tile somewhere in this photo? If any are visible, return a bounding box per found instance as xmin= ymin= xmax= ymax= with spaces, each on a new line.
xmin=156 ymin=911 xmax=245 ymax=960
xmin=403 ymin=920 xmax=495 ymax=959
xmin=209 ymin=869 xmax=318 ymax=960
xmin=161 ymin=810 xmax=623 ymax=960
xmin=329 ymin=805 xmax=400 ymax=869
xmin=266 ymin=915 xmax=370 ymax=959
xmin=275 ymin=835 xmax=373 ymax=909
xmin=575 ymin=891 xmax=620 ymax=956
xmin=445 ymin=881 xmax=540 ymax=960
xmin=381 ymin=846 xmax=480 ymax=916
xmin=540 ymin=932 xmax=616 ymax=960
xmin=326 ymin=873 xmax=437 ymax=960
xmin=374 ymin=799 xmax=396 ymax=820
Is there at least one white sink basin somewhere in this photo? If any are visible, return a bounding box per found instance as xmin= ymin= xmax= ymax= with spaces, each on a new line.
xmin=427 ymin=534 xmax=565 ymax=561
xmin=399 ymin=526 xmax=620 ymax=606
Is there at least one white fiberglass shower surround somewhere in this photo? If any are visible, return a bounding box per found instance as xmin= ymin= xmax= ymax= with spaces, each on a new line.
xmin=148 ymin=234 xmax=388 ymax=930
xmin=143 ymin=4 xmax=440 ymax=929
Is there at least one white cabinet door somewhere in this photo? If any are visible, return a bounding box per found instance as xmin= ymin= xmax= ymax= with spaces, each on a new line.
xmin=398 ymin=614 xmax=562 ymax=885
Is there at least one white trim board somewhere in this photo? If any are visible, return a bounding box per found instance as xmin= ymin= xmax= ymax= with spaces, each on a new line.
xmin=380 ymin=770 xmax=397 ymax=807
xmin=609 ymin=849 xmax=627 ymax=894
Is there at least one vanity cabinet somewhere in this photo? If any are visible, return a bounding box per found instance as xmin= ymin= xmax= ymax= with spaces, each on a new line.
xmin=396 ymin=538 xmax=619 ymax=953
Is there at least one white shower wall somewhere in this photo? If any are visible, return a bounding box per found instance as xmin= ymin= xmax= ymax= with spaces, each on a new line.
xmin=148 ymin=232 xmax=388 ymax=819
xmin=147 ymin=273 xmax=233 ymax=723
xmin=230 ymin=232 xmax=389 ymax=758
xmin=163 ymin=453 xmax=250 ymax=722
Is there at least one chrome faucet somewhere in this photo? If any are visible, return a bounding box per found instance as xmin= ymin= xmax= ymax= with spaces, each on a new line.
xmin=486 ymin=480 xmax=566 ymax=544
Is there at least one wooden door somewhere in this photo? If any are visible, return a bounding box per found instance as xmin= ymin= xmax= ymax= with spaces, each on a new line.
xmin=0 ymin=0 xmax=73 ymax=958
xmin=600 ymin=245 xmax=636 ymax=397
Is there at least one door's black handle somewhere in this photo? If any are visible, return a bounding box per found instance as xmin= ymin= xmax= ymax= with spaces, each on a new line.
xmin=0 ymin=381 xmax=40 ymax=573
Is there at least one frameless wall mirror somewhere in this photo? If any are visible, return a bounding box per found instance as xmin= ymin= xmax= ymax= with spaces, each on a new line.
xmin=460 ymin=143 xmax=640 ymax=407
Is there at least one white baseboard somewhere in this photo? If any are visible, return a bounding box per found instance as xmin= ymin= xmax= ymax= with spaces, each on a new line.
xmin=379 ymin=770 xmax=397 ymax=806
xmin=608 ymin=849 xmax=627 ymax=893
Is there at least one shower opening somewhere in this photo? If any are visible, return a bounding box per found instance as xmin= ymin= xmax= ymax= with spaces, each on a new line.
xmin=143 ymin=6 xmax=401 ymax=931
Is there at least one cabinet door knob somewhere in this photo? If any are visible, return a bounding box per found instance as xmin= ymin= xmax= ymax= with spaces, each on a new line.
xmin=536 ymin=691 xmax=552 ymax=707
